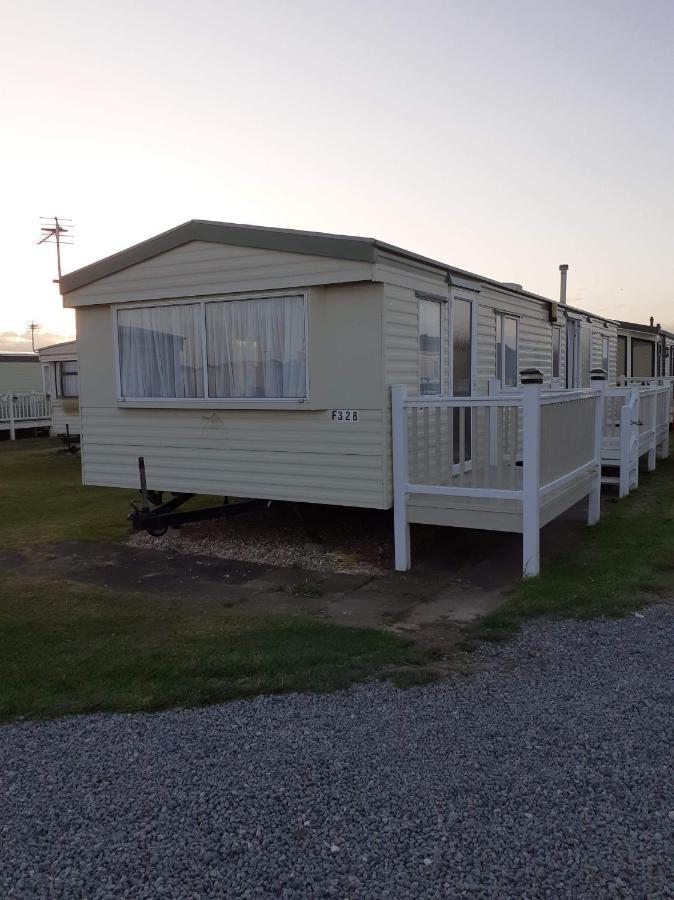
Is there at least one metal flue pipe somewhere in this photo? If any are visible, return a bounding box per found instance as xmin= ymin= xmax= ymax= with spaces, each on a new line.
xmin=559 ymin=264 xmax=569 ymax=305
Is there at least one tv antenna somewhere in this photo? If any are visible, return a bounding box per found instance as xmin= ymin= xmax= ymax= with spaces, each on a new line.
xmin=37 ymin=216 xmax=74 ymax=282
xmin=26 ymin=321 xmax=41 ymax=352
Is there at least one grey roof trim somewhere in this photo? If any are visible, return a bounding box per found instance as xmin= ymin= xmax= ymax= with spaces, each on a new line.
xmin=37 ymin=339 xmax=77 ymax=353
xmin=59 ymin=220 xmax=378 ymax=295
xmin=616 ymin=319 xmax=667 ymax=336
xmin=0 ymin=352 xmax=39 ymax=362
xmin=58 ymin=219 xmax=620 ymax=330
xmin=415 ymin=289 xmax=449 ymax=303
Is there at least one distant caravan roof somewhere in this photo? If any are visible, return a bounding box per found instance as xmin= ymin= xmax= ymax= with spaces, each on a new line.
xmin=0 ymin=351 xmax=39 ymax=362
xmin=59 ymin=219 xmax=560 ymax=307
xmin=37 ymin=339 xmax=77 ymax=353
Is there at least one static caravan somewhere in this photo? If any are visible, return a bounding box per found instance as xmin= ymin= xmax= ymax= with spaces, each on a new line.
xmin=616 ymin=320 xmax=673 ymax=380
xmin=0 ymin=351 xmax=42 ymax=393
xmin=60 ymin=220 xmax=620 ymax=572
xmin=0 ymin=351 xmax=52 ymax=439
xmin=38 ymin=340 xmax=80 ymax=438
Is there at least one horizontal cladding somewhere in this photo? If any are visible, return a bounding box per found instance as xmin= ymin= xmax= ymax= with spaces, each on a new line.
xmin=52 ymin=406 xmax=80 ymax=434
xmin=80 ymin=407 xmax=387 ymax=508
xmin=477 ymin=289 xmax=554 ymax=390
xmin=0 ymin=361 xmax=43 ymax=393
xmin=384 ymin=283 xmax=422 ymax=390
xmin=65 ymin=242 xmax=373 ymax=306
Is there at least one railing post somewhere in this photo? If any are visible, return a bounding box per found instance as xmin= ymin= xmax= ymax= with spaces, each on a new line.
xmin=589 ymin=369 xmax=606 ymax=523
xmin=657 ymin=385 xmax=670 ymax=459
xmin=629 ymin=390 xmax=638 ymax=492
xmin=521 ymin=368 xmax=543 ymax=577
xmin=9 ymin=393 xmax=15 ymax=441
xmin=618 ymin=392 xmax=632 ymax=498
xmin=647 ymin=388 xmax=657 ymax=472
xmin=662 ymin=379 xmax=672 ymax=459
xmin=391 ymin=385 xmax=411 ymax=571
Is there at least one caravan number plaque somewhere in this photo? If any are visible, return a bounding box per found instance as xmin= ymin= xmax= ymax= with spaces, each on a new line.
xmin=331 ymin=409 xmax=359 ymax=423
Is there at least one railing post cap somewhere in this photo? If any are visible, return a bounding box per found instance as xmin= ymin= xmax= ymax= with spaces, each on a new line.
xmin=520 ymin=367 xmax=544 ymax=385
xmin=590 ymin=368 xmax=607 ymax=380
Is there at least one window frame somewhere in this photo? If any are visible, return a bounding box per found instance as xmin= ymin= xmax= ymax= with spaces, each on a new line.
xmin=55 ymin=359 xmax=79 ymax=399
xmin=417 ymin=296 xmax=443 ymax=397
xmin=495 ymin=311 xmax=519 ymax=390
xmin=112 ymin=291 xmax=310 ymax=405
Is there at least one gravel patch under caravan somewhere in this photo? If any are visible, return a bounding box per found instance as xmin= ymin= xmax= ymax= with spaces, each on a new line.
xmin=1 ymin=605 xmax=672 ymax=898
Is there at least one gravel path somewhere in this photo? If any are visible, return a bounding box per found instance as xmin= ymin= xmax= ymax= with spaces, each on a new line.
xmin=1 ymin=606 xmax=673 ymax=899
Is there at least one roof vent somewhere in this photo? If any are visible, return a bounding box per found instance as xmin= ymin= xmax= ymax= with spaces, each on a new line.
xmin=559 ymin=264 xmax=569 ymax=305
xmin=503 ymin=282 xmax=523 ymax=291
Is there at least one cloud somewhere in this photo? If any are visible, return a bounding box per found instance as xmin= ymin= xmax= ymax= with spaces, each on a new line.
xmin=0 ymin=330 xmax=75 ymax=353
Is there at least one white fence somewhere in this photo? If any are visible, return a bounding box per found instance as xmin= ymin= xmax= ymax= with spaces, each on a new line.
xmin=392 ymin=373 xmax=604 ymax=577
xmin=601 ymin=381 xmax=671 ymax=498
xmin=0 ymin=392 xmax=51 ymax=439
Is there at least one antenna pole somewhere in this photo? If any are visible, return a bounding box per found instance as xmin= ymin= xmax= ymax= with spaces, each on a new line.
xmin=37 ymin=216 xmax=73 ymax=283
xmin=55 ymin=215 xmax=62 ymax=280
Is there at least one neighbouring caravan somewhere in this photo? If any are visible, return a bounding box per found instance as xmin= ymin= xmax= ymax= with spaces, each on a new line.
xmin=60 ymin=220 xmax=626 ymax=572
xmin=617 ymin=320 xmax=674 ymax=380
xmin=0 ymin=351 xmax=42 ymax=393
xmin=0 ymin=351 xmax=51 ymax=439
xmin=38 ymin=340 xmax=80 ymax=437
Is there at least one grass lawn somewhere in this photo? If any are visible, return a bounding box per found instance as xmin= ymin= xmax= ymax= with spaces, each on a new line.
xmin=0 ymin=438 xmax=431 ymax=721
xmin=2 ymin=437 xmax=673 ymax=721
xmin=1 ymin=437 xmax=136 ymax=547
xmin=0 ymin=573 xmax=429 ymax=722
xmin=478 ymin=455 xmax=674 ymax=640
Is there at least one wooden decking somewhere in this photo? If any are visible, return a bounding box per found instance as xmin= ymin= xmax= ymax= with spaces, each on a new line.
xmin=392 ymin=373 xmax=672 ymax=577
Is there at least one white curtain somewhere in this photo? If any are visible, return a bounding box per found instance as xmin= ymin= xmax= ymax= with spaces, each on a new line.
xmin=206 ymin=296 xmax=306 ymax=398
xmin=118 ymin=305 xmax=203 ymax=398
xmin=60 ymin=360 xmax=79 ymax=398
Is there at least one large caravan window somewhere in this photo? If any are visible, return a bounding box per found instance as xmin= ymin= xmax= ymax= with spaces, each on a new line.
xmin=495 ymin=314 xmax=518 ymax=388
xmin=631 ymin=338 xmax=654 ymax=378
xmin=418 ymin=298 xmax=441 ymax=396
xmin=206 ymin=295 xmax=306 ymax=399
xmin=118 ymin=304 xmax=204 ymax=398
xmin=116 ymin=295 xmax=307 ymax=401
xmin=56 ymin=360 xmax=78 ymax=398
xmin=552 ymin=327 xmax=561 ymax=379
xmin=617 ymin=336 xmax=627 ymax=378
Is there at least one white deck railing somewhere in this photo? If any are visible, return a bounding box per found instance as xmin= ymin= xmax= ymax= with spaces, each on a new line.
xmin=392 ymin=372 xmax=604 ymax=577
xmin=0 ymin=392 xmax=51 ymax=439
xmin=601 ymin=381 xmax=671 ymax=497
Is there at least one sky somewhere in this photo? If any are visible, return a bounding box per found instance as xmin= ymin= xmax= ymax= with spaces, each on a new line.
xmin=2 ymin=0 xmax=673 ymax=350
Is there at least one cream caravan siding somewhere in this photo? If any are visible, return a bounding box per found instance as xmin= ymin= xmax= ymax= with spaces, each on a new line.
xmin=76 ymin=283 xmax=389 ymax=508
xmin=38 ymin=342 xmax=81 ymax=436
xmin=380 ymin=279 xmax=557 ymax=507
xmin=589 ymin=324 xmax=617 ymax=382
xmin=0 ymin=360 xmax=42 ymax=393
xmin=475 ymin=286 xmax=555 ymax=392
xmin=64 ymin=241 xmax=374 ymax=307
xmin=51 ymin=400 xmax=80 ymax=436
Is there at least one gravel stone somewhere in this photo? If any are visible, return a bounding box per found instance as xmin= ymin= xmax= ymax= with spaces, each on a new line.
xmin=1 ymin=605 xmax=673 ymax=898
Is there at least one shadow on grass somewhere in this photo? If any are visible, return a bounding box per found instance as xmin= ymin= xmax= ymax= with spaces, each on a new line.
xmin=0 ymin=573 xmax=437 ymax=723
